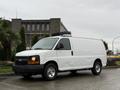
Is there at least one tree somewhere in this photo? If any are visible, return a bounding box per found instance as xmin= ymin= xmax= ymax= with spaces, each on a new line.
xmin=16 ymin=27 xmax=26 ymax=52
xmin=0 ymin=19 xmax=17 ymax=60
xmin=44 ymin=34 xmax=49 ymax=37
xmin=32 ymin=35 xmax=39 ymax=46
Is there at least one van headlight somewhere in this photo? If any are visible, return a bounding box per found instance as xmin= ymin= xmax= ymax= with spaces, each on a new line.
xmin=28 ymin=56 xmax=40 ymax=65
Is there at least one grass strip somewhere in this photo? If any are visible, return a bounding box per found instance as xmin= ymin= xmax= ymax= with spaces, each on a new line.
xmin=0 ymin=65 xmax=13 ymax=74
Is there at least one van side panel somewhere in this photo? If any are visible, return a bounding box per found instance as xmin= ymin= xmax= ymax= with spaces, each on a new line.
xmin=70 ymin=37 xmax=107 ymax=69
xmin=40 ymin=37 xmax=107 ymax=71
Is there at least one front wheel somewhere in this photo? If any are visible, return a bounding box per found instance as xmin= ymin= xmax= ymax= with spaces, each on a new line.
xmin=42 ymin=63 xmax=57 ymax=80
xmin=91 ymin=61 xmax=102 ymax=75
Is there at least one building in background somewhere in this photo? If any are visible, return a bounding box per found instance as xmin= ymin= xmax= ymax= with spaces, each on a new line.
xmin=12 ymin=18 xmax=68 ymax=47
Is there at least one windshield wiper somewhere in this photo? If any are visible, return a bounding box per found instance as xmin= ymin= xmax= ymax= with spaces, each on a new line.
xmin=33 ymin=48 xmax=44 ymax=50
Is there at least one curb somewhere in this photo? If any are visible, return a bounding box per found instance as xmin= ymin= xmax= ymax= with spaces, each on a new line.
xmin=104 ymin=66 xmax=120 ymax=69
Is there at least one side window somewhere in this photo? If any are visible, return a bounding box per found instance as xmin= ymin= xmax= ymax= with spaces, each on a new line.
xmin=55 ymin=38 xmax=71 ymax=50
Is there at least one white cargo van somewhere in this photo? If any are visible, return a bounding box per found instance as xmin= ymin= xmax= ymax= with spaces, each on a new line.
xmin=13 ymin=34 xmax=107 ymax=80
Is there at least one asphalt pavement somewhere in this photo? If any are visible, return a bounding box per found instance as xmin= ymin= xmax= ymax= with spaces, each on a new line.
xmin=0 ymin=68 xmax=120 ymax=90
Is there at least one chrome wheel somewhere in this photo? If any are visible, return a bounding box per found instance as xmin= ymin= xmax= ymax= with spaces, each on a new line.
xmin=91 ymin=61 xmax=102 ymax=75
xmin=47 ymin=66 xmax=56 ymax=78
xmin=43 ymin=63 xmax=57 ymax=80
xmin=95 ymin=64 xmax=101 ymax=73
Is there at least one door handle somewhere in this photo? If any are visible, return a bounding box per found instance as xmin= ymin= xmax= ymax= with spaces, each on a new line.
xmin=71 ymin=51 xmax=73 ymax=56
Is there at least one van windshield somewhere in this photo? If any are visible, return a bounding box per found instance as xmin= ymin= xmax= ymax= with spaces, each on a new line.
xmin=31 ymin=38 xmax=59 ymax=50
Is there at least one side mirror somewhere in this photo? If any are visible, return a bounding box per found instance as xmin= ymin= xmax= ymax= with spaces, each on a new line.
xmin=56 ymin=43 xmax=64 ymax=50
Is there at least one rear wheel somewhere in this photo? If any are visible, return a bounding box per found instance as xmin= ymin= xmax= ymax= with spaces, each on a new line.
xmin=42 ymin=63 xmax=57 ymax=80
xmin=91 ymin=61 xmax=102 ymax=75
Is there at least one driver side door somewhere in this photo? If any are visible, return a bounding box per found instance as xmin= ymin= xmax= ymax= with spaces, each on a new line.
xmin=55 ymin=38 xmax=73 ymax=71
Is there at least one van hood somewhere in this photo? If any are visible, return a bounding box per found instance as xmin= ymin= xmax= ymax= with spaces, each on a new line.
xmin=16 ymin=50 xmax=50 ymax=56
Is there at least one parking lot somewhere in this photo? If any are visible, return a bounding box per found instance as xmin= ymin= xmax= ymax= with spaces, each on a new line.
xmin=0 ymin=68 xmax=120 ymax=90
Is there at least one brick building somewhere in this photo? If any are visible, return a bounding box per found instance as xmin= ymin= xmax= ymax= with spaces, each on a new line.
xmin=12 ymin=18 xmax=68 ymax=47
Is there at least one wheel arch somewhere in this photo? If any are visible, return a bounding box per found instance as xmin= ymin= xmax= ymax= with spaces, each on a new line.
xmin=44 ymin=60 xmax=59 ymax=70
xmin=94 ymin=58 xmax=102 ymax=67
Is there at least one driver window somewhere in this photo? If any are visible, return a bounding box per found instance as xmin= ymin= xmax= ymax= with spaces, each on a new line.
xmin=55 ymin=38 xmax=71 ymax=50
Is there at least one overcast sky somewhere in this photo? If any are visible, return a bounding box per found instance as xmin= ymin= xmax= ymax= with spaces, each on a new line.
xmin=1 ymin=0 xmax=120 ymax=50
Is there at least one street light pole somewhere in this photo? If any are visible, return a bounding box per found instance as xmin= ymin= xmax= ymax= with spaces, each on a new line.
xmin=112 ymin=36 xmax=120 ymax=54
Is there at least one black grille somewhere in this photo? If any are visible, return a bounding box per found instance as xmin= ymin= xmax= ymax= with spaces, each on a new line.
xmin=15 ymin=56 xmax=29 ymax=65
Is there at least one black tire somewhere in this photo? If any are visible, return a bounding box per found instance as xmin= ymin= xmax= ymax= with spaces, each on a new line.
xmin=42 ymin=63 xmax=57 ymax=81
xmin=91 ymin=61 xmax=102 ymax=75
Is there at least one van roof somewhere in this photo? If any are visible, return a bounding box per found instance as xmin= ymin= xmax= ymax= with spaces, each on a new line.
xmin=49 ymin=36 xmax=102 ymax=41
